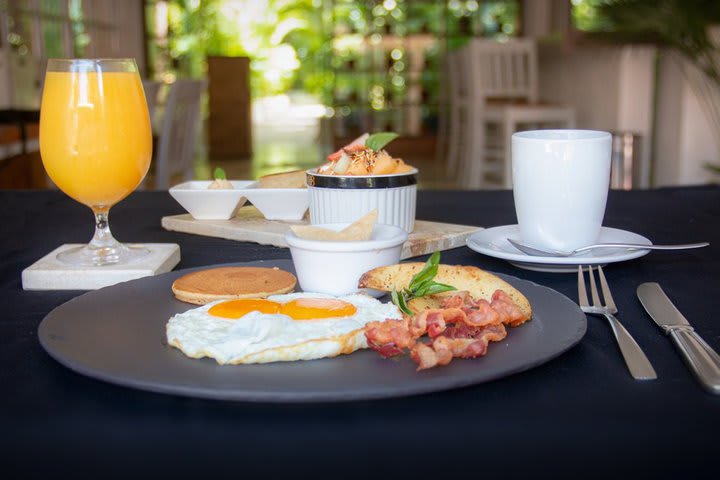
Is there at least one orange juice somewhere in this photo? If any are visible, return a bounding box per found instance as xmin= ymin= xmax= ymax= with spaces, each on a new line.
xmin=40 ymin=71 xmax=152 ymax=208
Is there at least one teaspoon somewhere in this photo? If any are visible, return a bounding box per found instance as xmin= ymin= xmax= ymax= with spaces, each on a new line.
xmin=507 ymin=238 xmax=709 ymax=258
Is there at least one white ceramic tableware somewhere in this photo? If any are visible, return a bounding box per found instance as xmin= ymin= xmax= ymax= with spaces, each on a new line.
xmin=168 ymin=180 xmax=256 ymax=220
xmin=285 ymin=223 xmax=408 ymax=296
xmin=512 ymin=130 xmax=612 ymax=252
xmin=244 ymin=188 xmax=309 ymax=221
xmin=466 ymin=224 xmax=652 ymax=273
xmin=306 ymin=168 xmax=418 ymax=233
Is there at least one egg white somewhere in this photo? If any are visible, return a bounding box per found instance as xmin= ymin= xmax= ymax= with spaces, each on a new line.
xmin=166 ymin=292 xmax=402 ymax=365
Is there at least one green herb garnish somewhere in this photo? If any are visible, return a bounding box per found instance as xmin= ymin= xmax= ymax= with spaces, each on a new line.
xmin=391 ymin=251 xmax=457 ymax=315
xmin=213 ymin=167 xmax=227 ymax=180
xmin=365 ymin=132 xmax=399 ymax=152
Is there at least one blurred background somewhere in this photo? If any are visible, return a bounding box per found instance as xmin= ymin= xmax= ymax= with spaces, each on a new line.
xmin=1 ymin=0 xmax=719 ymax=189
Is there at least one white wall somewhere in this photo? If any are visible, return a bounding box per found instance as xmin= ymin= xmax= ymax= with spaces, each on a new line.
xmin=524 ymin=0 xmax=720 ymax=187
xmin=536 ymin=43 xmax=656 ymax=187
xmin=655 ymin=51 xmax=719 ymax=186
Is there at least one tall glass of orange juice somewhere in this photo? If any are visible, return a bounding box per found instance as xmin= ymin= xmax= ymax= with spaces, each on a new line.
xmin=40 ymin=59 xmax=152 ymax=266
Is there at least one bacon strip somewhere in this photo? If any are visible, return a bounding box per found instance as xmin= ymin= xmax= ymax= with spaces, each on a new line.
xmin=491 ymin=290 xmax=527 ymax=327
xmin=364 ymin=318 xmax=415 ymax=358
xmin=411 ymin=324 xmax=507 ymax=370
xmin=365 ymin=289 xmax=523 ymax=370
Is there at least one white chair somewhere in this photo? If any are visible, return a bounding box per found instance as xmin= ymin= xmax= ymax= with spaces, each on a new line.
xmin=142 ymin=79 xmax=162 ymax=127
xmin=151 ymin=79 xmax=206 ymax=190
xmin=445 ymin=47 xmax=475 ymax=177
xmin=456 ymin=38 xmax=575 ymax=189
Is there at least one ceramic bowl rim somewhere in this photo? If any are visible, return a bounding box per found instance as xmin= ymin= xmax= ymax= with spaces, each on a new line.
xmin=285 ymin=223 xmax=408 ymax=252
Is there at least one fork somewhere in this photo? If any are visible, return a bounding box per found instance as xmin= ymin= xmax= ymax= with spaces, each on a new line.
xmin=577 ymin=265 xmax=657 ymax=380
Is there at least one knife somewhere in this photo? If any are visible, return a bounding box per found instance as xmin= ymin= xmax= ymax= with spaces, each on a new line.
xmin=637 ymin=282 xmax=720 ymax=394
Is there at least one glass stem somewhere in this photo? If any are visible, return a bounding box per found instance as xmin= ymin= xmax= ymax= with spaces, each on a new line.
xmin=89 ymin=206 xmax=119 ymax=250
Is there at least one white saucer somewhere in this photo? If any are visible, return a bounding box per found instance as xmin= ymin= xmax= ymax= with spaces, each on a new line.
xmin=466 ymin=225 xmax=652 ymax=273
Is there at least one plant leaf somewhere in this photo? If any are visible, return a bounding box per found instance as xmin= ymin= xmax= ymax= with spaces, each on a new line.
xmin=412 ymin=279 xmax=456 ymax=298
xmin=365 ymin=132 xmax=399 ymax=152
xmin=391 ymin=289 xmax=413 ymax=316
xmin=415 ymin=282 xmax=457 ymax=297
xmin=398 ymin=251 xmax=458 ymax=305
xmin=213 ymin=167 xmax=227 ymax=180
xmin=408 ymin=251 xmax=441 ymax=293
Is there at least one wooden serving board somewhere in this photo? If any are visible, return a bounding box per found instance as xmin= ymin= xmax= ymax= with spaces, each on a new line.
xmin=162 ymin=206 xmax=481 ymax=260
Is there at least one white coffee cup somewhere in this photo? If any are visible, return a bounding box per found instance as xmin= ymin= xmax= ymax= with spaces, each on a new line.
xmin=512 ymin=130 xmax=612 ymax=252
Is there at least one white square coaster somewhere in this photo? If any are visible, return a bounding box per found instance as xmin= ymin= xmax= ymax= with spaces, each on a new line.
xmin=21 ymin=243 xmax=181 ymax=291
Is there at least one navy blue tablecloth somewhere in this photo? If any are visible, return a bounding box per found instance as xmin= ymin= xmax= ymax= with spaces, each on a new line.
xmin=1 ymin=186 xmax=718 ymax=478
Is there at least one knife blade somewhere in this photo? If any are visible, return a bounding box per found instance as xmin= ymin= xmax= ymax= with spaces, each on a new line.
xmin=637 ymin=282 xmax=720 ymax=394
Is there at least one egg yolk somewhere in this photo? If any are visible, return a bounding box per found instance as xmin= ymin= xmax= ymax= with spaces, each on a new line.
xmin=208 ymin=297 xmax=358 ymax=320
xmin=279 ymin=298 xmax=357 ymax=320
xmin=209 ymin=299 xmax=281 ymax=319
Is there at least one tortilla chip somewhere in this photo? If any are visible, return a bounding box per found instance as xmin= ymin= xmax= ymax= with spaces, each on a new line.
xmin=290 ymin=209 xmax=378 ymax=241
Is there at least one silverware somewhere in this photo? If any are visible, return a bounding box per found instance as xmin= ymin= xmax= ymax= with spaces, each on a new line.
xmin=508 ymin=238 xmax=709 ymax=257
xmin=637 ymin=283 xmax=720 ymax=394
xmin=578 ymin=266 xmax=657 ymax=380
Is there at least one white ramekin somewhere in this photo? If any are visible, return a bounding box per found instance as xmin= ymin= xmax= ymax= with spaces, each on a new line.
xmin=285 ymin=222 xmax=408 ymax=297
xmin=306 ymin=168 xmax=418 ymax=233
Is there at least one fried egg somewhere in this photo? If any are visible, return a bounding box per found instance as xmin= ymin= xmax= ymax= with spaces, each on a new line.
xmin=166 ymin=292 xmax=402 ymax=365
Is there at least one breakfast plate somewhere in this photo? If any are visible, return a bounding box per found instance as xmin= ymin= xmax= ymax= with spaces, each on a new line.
xmin=467 ymin=225 xmax=652 ymax=273
xmin=38 ymin=259 xmax=586 ymax=403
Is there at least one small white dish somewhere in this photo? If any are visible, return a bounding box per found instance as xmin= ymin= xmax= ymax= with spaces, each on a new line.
xmin=306 ymin=168 xmax=418 ymax=233
xmin=285 ymin=223 xmax=408 ymax=296
xmin=466 ymin=225 xmax=652 ymax=273
xmin=244 ymin=188 xmax=309 ymax=221
xmin=169 ymin=181 xmax=257 ymax=220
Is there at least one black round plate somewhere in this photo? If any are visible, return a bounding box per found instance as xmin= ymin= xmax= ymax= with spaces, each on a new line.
xmin=38 ymin=259 xmax=586 ymax=403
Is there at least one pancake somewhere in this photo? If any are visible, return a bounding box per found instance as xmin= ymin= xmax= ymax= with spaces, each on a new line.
xmin=172 ymin=266 xmax=297 ymax=305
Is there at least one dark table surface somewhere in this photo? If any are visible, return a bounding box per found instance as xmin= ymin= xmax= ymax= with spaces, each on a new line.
xmin=2 ymin=186 xmax=719 ymax=478
xmin=0 ymin=109 xmax=40 ymax=155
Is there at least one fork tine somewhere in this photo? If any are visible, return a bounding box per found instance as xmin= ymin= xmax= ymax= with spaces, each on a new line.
xmin=588 ymin=266 xmax=602 ymax=307
xmin=577 ymin=265 xmax=589 ymax=307
xmin=597 ymin=265 xmax=617 ymax=311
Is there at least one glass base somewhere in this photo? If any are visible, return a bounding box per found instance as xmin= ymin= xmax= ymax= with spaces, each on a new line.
xmin=56 ymin=243 xmax=150 ymax=267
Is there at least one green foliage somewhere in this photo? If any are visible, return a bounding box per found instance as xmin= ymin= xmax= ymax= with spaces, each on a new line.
xmin=213 ymin=167 xmax=227 ymax=180
xmin=154 ymin=0 xmax=520 ymax=100
xmin=160 ymin=0 xmax=327 ymax=96
xmin=365 ymin=132 xmax=399 ymax=151
xmin=391 ymin=251 xmax=456 ymax=316
xmin=573 ymin=0 xmax=720 ymax=82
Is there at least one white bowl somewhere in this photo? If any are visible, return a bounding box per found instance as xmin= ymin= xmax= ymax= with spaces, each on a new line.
xmin=169 ymin=180 xmax=257 ymax=220
xmin=306 ymin=168 xmax=418 ymax=233
xmin=244 ymin=188 xmax=309 ymax=221
xmin=285 ymin=222 xmax=408 ymax=297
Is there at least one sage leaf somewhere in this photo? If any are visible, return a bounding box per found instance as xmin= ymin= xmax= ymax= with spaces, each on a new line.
xmin=415 ymin=282 xmax=457 ymax=297
xmin=214 ymin=167 xmax=227 ymax=180
xmin=391 ymin=288 xmax=413 ymax=316
xmin=399 ymin=251 xmax=457 ymax=307
xmin=408 ymin=251 xmax=441 ymax=293
xmin=365 ymin=132 xmax=399 ymax=152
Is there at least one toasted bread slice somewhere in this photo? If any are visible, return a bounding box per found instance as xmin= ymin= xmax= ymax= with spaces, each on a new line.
xmin=358 ymin=263 xmax=531 ymax=321
xmin=405 ymin=292 xmax=458 ymax=313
